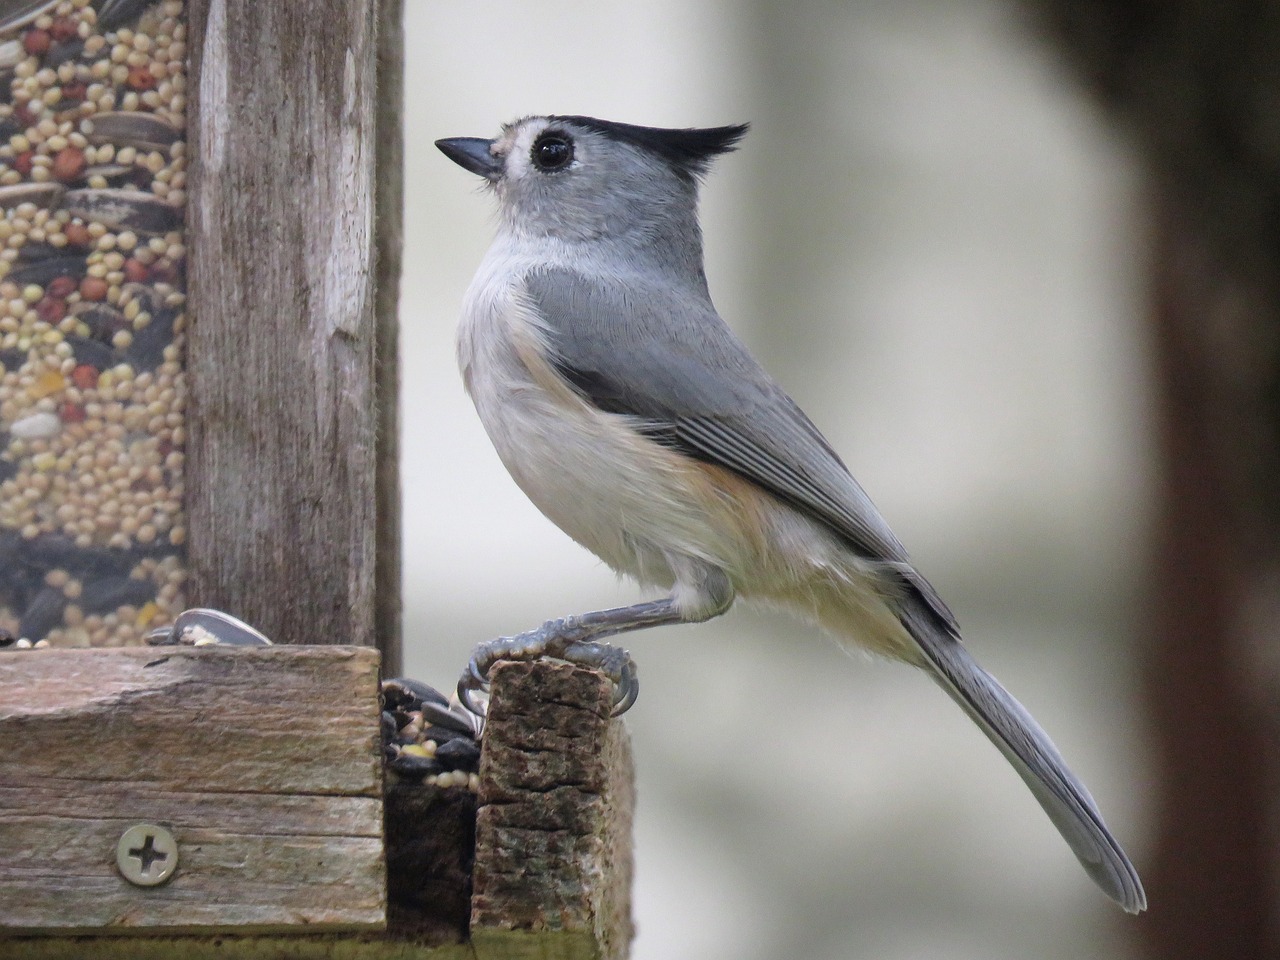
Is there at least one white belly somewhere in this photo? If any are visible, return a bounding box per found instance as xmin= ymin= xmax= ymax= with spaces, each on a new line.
xmin=458 ymin=275 xmax=727 ymax=590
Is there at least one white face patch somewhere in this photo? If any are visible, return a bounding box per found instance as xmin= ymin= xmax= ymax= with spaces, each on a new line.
xmin=494 ymin=117 xmax=551 ymax=189
xmin=494 ymin=117 xmax=587 ymax=195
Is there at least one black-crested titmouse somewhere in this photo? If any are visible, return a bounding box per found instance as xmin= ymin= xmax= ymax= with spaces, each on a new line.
xmin=436 ymin=115 xmax=1145 ymax=913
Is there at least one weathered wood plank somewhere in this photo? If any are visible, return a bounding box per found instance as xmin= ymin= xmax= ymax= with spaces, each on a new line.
xmin=0 ymin=646 xmax=384 ymax=934
xmin=0 ymin=936 xmax=474 ymax=960
xmin=185 ymin=0 xmax=393 ymax=649
xmin=471 ymin=660 xmax=635 ymax=960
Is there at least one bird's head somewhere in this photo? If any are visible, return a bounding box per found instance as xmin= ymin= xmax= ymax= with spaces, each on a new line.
xmin=436 ymin=115 xmax=748 ymax=246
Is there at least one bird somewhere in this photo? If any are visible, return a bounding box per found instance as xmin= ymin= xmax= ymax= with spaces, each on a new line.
xmin=435 ymin=114 xmax=1146 ymax=913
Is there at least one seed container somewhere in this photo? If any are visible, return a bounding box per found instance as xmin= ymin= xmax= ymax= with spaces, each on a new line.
xmin=0 ymin=0 xmax=186 ymax=647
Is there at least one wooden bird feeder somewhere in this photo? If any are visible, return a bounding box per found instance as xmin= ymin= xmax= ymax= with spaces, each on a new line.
xmin=0 ymin=1 xmax=636 ymax=957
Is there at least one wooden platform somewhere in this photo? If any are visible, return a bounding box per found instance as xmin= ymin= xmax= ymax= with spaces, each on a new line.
xmin=0 ymin=647 xmax=635 ymax=959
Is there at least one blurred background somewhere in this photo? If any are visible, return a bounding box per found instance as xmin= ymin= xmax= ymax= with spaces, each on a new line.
xmin=399 ymin=2 xmax=1278 ymax=958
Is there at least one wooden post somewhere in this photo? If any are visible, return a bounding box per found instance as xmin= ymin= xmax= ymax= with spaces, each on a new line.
xmin=186 ymin=0 xmax=400 ymax=654
xmin=471 ymin=661 xmax=636 ymax=960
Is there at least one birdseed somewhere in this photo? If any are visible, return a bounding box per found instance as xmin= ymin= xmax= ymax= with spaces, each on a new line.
xmin=381 ymin=676 xmax=483 ymax=793
xmin=0 ymin=0 xmax=186 ymax=647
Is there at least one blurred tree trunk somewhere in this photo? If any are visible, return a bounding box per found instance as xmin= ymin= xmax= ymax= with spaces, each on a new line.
xmin=1024 ymin=2 xmax=1280 ymax=956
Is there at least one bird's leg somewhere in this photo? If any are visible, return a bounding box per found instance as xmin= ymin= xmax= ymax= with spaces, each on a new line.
xmin=458 ymin=597 xmax=684 ymax=718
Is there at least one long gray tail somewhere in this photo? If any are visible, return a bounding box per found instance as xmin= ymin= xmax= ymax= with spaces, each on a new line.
xmin=900 ymin=602 xmax=1146 ymax=913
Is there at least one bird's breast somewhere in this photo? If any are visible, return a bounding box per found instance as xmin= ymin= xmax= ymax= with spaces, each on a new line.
xmin=455 ymin=265 xmax=775 ymax=590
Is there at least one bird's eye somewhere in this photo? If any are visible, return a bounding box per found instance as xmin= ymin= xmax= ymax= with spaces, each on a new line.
xmin=531 ymin=134 xmax=574 ymax=172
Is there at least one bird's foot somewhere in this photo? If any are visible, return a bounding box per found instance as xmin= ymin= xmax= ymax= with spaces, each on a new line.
xmin=457 ymin=615 xmax=639 ymax=719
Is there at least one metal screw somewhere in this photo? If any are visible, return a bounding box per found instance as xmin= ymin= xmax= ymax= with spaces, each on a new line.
xmin=116 ymin=824 xmax=179 ymax=887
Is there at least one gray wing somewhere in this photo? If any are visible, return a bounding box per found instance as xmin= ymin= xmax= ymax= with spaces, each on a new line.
xmin=524 ymin=267 xmax=957 ymax=630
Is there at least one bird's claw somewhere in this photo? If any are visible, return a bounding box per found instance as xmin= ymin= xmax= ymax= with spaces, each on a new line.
xmin=561 ymin=639 xmax=639 ymax=714
xmin=457 ymin=619 xmax=639 ymax=719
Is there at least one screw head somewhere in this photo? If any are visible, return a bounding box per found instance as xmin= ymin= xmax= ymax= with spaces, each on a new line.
xmin=116 ymin=823 xmax=179 ymax=887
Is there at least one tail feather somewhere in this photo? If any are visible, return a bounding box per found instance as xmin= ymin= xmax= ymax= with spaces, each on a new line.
xmin=901 ymin=603 xmax=1147 ymax=913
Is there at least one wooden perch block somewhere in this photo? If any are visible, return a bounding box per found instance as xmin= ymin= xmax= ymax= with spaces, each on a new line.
xmin=471 ymin=660 xmax=635 ymax=960
xmin=0 ymin=645 xmax=384 ymax=936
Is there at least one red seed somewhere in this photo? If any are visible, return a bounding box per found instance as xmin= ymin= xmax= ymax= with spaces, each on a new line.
xmin=63 ymin=221 xmax=90 ymax=247
xmin=125 ymin=66 xmax=156 ymax=91
xmin=48 ymin=17 xmax=78 ymax=43
xmin=46 ymin=275 xmax=77 ymax=299
xmin=123 ymin=258 xmax=149 ymax=283
xmin=51 ymin=146 xmax=85 ymax=182
xmin=12 ymin=104 xmax=38 ymax=128
xmin=70 ymin=364 xmax=98 ymax=390
xmin=59 ymin=81 xmax=86 ymax=102
xmin=35 ymin=295 xmax=66 ymax=324
xmin=79 ymin=276 xmax=108 ymax=301
xmin=22 ymin=29 xmax=50 ymax=57
xmin=58 ymin=401 xmax=85 ymax=423
xmin=11 ymin=151 xmax=33 ymax=176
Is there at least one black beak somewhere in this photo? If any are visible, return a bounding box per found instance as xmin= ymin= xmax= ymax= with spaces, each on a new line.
xmin=435 ymin=137 xmax=503 ymax=181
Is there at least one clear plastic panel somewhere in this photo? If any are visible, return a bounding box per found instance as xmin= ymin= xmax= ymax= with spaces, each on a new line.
xmin=0 ymin=0 xmax=186 ymax=646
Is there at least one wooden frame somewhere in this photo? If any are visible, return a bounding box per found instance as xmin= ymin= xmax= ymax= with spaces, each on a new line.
xmin=185 ymin=0 xmax=402 ymax=667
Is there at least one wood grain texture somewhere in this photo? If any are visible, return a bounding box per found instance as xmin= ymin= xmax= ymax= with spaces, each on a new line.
xmin=185 ymin=0 xmax=395 ymax=649
xmin=0 ymin=646 xmax=384 ymax=934
xmin=471 ymin=660 xmax=635 ymax=960
xmin=0 ymin=936 xmax=474 ymax=959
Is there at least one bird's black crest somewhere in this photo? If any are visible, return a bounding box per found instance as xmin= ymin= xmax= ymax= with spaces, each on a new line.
xmin=552 ymin=116 xmax=749 ymax=180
